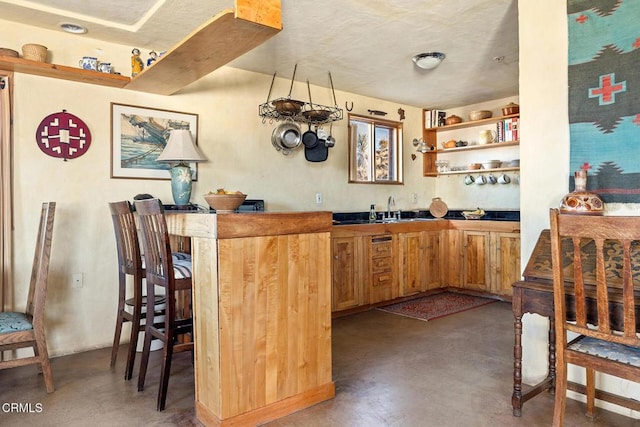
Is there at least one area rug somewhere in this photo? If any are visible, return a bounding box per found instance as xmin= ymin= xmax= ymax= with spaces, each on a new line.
xmin=377 ymin=292 xmax=497 ymax=322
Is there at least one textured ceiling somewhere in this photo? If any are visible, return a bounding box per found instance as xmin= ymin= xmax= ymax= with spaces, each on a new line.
xmin=0 ymin=0 xmax=519 ymax=109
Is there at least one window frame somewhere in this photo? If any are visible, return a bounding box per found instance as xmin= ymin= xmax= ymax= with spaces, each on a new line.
xmin=348 ymin=113 xmax=403 ymax=184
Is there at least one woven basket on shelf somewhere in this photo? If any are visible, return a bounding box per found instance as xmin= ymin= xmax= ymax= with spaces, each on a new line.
xmin=21 ymin=44 xmax=47 ymax=62
xmin=0 ymin=48 xmax=19 ymax=58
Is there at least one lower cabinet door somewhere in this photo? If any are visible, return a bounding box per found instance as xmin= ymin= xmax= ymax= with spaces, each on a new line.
xmin=462 ymin=230 xmax=490 ymax=291
xmin=492 ymin=232 xmax=521 ymax=296
xmin=331 ymin=236 xmax=366 ymax=311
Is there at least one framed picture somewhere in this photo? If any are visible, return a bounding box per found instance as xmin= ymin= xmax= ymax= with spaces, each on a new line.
xmin=110 ymin=103 xmax=199 ymax=180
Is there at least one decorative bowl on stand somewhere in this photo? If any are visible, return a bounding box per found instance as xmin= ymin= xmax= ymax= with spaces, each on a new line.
xmin=204 ymin=193 xmax=246 ymax=213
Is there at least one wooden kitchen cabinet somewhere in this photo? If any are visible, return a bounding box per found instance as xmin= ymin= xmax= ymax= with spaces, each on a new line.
xmin=449 ymin=226 xmax=521 ymax=296
xmin=491 ymin=231 xmax=521 ymax=296
xmin=330 ymin=220 xmax=519 ymax=314
xmin=369 ymin=234 xmax=396 ymax=303
xmin=331 ymin=235 xmax=368 ymax=311
xmin=461 ymin=230 xmax=491 ymax=292
xmin=398 ymin=230 xmax=444 ymax=296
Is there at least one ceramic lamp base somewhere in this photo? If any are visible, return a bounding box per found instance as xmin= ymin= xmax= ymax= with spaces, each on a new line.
xmin=169 ymin=163 xmax=193 ymax=205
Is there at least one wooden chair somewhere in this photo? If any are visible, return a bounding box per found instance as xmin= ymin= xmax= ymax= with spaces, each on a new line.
xmin=0 ymin=202 xmax=56 ymax=393
xmin=134 ymin=198 xmax=193 ymax=411
xmin=549 ymin=208 xmax=640 ymax=425
xmin=108 ymin=200 xmax=168 ymax=380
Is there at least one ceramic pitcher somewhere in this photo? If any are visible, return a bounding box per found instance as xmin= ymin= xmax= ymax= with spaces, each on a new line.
xmin=479 ymin=129 xmax=496 ymax=145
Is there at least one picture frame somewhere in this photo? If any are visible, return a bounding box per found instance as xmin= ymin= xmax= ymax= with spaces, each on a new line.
xmin=110 ymin=103 xmax=199 ymax=180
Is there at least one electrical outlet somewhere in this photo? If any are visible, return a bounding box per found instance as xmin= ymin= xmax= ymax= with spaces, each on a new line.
xmin=72 ymin=273 xmax=83 ymax=289
xmin=315 ymin=192 xmax=323 ymax=204
xmin=412 ymin=193 xmax=418 ymax=204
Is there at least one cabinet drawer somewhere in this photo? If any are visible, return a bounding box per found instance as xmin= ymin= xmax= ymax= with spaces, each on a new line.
xmin=371 ymin=241 xmax=392 ymax=258
xmin=371 ymin=256 xmax=392 ymax=273
xmin=372 ymin=271 xmax=393 ymax=288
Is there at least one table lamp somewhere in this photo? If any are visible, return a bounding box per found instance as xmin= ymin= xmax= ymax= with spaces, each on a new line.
xmin=156 ymin=129 xmax=207 ymax=205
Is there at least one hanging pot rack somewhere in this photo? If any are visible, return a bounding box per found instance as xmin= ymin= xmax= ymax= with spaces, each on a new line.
xmin=259 ymin=67 xmax=343 ymax=125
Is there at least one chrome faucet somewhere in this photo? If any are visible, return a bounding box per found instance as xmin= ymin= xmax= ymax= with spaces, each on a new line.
xmin=387 ymin=196 xmax=395 ymax=219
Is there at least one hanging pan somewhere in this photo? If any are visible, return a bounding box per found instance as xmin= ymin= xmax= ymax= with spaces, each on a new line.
xmin=305 ymin=138 xmax=328 ymax=162
xmin=272 ymin=120 xmax=301 ymax=153
xmin=302 ymin=123 xmax=318 ymax=148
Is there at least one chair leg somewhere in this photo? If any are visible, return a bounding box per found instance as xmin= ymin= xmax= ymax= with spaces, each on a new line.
xmin=111 ymin=313 xmax=124 ymax=369
xmin=553 ymin=360 xmax=568 ymax=427
xmin=34 ymin=338 xmax=55 ymax=393
xmin=111 ymin=273 xmax=128 ymax=370
xmin=124 ymin=318 xmax=140 ymax=381
xmin=137 ymin=324 xmax=154 ymax=392
xmin=157 ymin=337 xmax=175 ymax=411
xmin=585 ymin=368 xmax=596 ymax=418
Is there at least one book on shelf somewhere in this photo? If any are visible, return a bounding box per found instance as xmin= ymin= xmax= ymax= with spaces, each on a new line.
xmin=424 ymin=109 xmax=446 ymax=128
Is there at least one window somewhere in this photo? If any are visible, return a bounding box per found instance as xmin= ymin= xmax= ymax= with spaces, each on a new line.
xmin=348 ymin=114 xmax=403 ymax=184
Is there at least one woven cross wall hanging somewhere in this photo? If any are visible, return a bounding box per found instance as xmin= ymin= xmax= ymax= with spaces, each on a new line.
xmin=36 ymin=110 xmax=91 ymax=160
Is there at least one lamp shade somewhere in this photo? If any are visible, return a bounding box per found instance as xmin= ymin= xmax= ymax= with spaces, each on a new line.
xmin=156 ymin=129 xmax=206 ymax=162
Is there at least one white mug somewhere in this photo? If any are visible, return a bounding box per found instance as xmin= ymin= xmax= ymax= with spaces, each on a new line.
xmin=464 ymin=174 xmax=475 ymax=185
xmin=498 ymin=173 xmax=511 ymax=184
xmin=475 ymin=175 xmax=487 ymax=185
xmin=79 ymin=56 xmax=98 ymax=71
xmin=98 ymin=62 xmax=112 ymax=73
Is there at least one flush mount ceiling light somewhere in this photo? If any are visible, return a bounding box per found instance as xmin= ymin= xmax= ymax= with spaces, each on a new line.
xmin=412 ymin=52 xmax=446 ymax=70
xmin=59 ymin=22 xmax=87 ymax=34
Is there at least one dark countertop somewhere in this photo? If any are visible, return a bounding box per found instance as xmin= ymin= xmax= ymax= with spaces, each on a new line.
xmin=333 ymin=209 xmax=519 ymax=225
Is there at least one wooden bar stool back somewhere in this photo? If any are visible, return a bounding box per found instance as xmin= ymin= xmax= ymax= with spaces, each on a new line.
xmin=549 ymin=208 xmax=640 ymax=425
xmin=0 ymin=202 xmax=56 ymax=393
xmin=108 ymin=200 xmax=167 ymax=380
xmin=134 ymin=198 xmax=193 ymax=411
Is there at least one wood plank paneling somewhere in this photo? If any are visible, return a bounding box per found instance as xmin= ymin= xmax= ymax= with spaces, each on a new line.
xmin=217 ymin=232 xmax=332 ymax=418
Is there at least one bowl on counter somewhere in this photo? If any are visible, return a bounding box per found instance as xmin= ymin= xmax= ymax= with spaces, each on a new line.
xmin=469 ymin=110 xmax=492 ymax=121
xmin=204 ymin=193 xmax=246 ymax=213
xmin=467 ymin=163 xmax=482 ymax=170
xmin=462 ymin=212 xmax=485 ymax=220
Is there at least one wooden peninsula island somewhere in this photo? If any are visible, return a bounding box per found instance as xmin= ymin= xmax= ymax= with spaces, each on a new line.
xmin=165 ymin=211 xmax=335 ymax=426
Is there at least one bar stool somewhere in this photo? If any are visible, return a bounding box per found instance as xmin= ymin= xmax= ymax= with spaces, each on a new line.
xmin=109 ymin=201 xmax=168 ymax=380
xmin=134 ymin=198 xmax=194 ymax=411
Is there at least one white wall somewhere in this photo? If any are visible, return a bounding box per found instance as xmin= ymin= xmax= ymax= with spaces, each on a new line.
xmin=519 ymin=0 xmax=639 ymax=417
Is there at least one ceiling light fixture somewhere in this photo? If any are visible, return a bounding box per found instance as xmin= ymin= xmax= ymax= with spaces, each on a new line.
xmin=412 ymin=52 xmax=446 ymax=70
xmin=60 ymin=22 xmax=87 ymax=34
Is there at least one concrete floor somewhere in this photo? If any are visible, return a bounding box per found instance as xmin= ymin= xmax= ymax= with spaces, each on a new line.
xmin=0 ymin=301 xmax=635 ymax=426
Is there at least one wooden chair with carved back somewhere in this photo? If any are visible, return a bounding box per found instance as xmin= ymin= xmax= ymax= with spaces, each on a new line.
xmin=134 ymin=198 xmax=193 ymax=411
xmin=549 ymin=208 xmax=640 ymax=426
xmin=0 ymin=202 xmax=56 ymax=393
